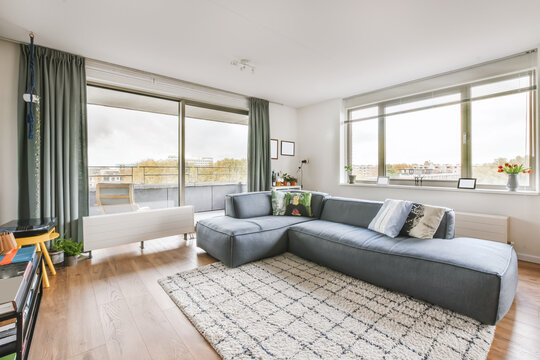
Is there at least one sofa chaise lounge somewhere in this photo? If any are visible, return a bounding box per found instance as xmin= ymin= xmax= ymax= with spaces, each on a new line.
xmin=196 ymin=191 xmax=518 ymax=325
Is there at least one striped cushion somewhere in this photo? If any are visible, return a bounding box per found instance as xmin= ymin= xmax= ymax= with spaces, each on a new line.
xmin=368 ymin=199 xmax=413 ymax=238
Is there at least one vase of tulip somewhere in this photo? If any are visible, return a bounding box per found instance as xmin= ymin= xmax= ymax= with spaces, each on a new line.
xmin=497 ymin=163 xmax=531 ymax=191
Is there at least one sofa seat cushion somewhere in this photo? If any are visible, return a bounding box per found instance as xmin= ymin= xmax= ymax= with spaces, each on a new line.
xmin=289 ymin=220 xmax=512 ymax=275
xmin=197 ymin=216 xmax=314 ymax=267
xmin=288 ymin=220 xmax=517 ymax=324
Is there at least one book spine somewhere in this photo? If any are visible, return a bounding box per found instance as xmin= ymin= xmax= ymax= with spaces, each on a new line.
xmin=23 ymin=261 xmax=32 ymax=281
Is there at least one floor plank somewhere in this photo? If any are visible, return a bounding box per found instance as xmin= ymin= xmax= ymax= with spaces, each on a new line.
xmin=127 ymin=293 xmax=195 ymax=360
xmin=67 ymin=345 xmax=110 ymax=360
xmin=65 ymin=260 xmax=107 ymax=357
xmin=99 ymin=298 xmax=152 ymax=360
xmin=27 ymin=238 xmax=540 ymax=360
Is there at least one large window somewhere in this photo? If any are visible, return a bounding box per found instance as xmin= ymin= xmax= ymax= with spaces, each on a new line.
xmin=346 ymin=71 xmax=536 ymax=189
xmin=87 ymin=86 xmax=248 ymax=215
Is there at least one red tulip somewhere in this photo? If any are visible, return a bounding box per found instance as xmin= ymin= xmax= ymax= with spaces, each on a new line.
xmin=498 ymin=165 xmax=503 ymax=169
xmin=505 ymin=163 xmax=510 ymax=167
xmin=513 ymin=164 xmax=517 ymax=167
xmin=498 ymin=169 xmax=504 ymax=173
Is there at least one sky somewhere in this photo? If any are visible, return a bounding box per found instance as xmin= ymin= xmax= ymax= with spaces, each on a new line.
xmin=352 ymin=92 xmax=530 ymax=166
xmin=87 ymin=105 xmax=247 ymax=166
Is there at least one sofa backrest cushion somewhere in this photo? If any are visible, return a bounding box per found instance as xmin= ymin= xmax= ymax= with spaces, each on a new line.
xmin=225 ymin=190 xmax=329 ymax=219
xmin=320 ymin=197 xmax=455 ymax=239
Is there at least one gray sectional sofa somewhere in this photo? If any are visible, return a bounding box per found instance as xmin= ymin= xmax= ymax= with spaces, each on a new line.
xmin=196 ymin=191 xmax=518 ymax=325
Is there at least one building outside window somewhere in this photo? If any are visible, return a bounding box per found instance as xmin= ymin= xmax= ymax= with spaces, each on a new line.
xmin=345 ymin=69 xmax=536 ymax=190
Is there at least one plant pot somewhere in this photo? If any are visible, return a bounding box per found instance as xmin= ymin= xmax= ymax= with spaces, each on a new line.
xmin=49 ymin=250 xmax=64 ymax=265
xmin=507 ymin=174 xmax=519 ymax=191
xmin=290 ymin=181 xmax=296 ymax=186
xmin=348 ymin=174 xmax=356 ymax=184
xmin=64 ymin=255 xmax=79 ymax=267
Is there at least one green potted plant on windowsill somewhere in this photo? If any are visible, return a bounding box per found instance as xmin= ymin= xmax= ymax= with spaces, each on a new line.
xmin=62 ymin=239 xmax=83 ymax=266
xmin=49 ymin=238 xmax=65 ymax=265
xmin=344 ymin=165 xmax=356 ymax=184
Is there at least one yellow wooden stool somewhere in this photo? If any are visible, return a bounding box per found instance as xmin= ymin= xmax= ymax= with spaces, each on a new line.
xmin=16 ymin=227 xmax=60 ymax=288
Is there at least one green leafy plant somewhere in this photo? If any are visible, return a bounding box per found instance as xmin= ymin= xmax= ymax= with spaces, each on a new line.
xmin=50 ymin=238 xmax=65 ymax=252
xmin=497 ymin=163 xmax=531 ymax=175
xmin=282 ymin=173 xmax=297 ymax=182
xmin=344 ymin=165 xmax=353 ymax=173
xmin=61 ymin=238 xmax=83 ymax=257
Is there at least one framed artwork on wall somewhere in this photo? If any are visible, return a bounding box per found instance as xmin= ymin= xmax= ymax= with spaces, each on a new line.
xmin=271 ymin=139 xmax=278 ymax=159
xmin=281 ymin=141 xmax=295 ymax=156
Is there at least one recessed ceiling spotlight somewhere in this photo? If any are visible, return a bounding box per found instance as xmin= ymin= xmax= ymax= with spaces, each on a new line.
xmin=231 ymin=59 xmax=255 ymax=73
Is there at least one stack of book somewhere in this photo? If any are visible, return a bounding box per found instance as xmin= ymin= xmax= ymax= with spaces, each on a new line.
xmin=0 ymin=246 xmax=40 ymax=360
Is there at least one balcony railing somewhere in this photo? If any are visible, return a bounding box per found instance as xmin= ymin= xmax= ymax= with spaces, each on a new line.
xmin=88 ymin=165 xmax=247 ymax=188
xmin=88 ymin=165 xmax=247 ymax=215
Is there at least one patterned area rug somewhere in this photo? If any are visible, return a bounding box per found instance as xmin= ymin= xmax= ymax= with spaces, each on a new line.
xmin=159 ymin=253 xmax=495 ymax=360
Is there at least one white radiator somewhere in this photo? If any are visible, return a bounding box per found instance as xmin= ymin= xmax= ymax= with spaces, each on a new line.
xmin=454 ymin=211 xmax=509 ymax=244
xmin=83 ymin=206 xmax=195 ymax=251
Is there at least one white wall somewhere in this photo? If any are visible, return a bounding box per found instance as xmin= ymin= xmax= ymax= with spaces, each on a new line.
xmin=270 ymin=103 xmax=300 ymax=179
xmin=0 ymin=39 xmax=19 ymax=224
xmin=297 ymin=98 xmax=540 ymax=264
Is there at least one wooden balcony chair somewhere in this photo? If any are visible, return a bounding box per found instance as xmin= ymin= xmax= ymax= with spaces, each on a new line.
xmin=95 ymin=183 xmax=142 ymax=214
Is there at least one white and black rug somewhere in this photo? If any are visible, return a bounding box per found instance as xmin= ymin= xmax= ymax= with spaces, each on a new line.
xmin=158 ymin=253 xmax=494 ymax=360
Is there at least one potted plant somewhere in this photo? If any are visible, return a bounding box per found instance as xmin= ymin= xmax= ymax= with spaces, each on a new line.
xmin=497 ymin=163 xmax=531 ymax=191
xmin=62 ymin=238 xmax=83 ymax=266
xmin=283 ymin=173 xmax=297 ymax=186
xmin=282 ymin=173 xmax=291 ymax=186
xmin=289 ymin=176 xmax=297 ymax=186
xmin=344 ymin=165 xmax=356 ymax=184
xmin=49 ymin=238 xmax=65 ymax=265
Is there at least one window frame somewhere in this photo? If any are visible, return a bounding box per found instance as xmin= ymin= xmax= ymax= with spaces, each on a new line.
xmin=86 ymin=83 xmax=249 ymax=207
xmin=345 ymin=70 xmax=537 ymax=190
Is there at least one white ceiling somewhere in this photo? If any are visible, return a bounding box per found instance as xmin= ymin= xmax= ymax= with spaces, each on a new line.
xmin=1 ymin=0 xmax=540 ymax=108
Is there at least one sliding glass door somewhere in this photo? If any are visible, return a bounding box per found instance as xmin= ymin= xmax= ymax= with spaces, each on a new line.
xmin=86 ymin=86 xmax=248 ymax=217
xmin=184 ymin=104 xmax=248 ymax=216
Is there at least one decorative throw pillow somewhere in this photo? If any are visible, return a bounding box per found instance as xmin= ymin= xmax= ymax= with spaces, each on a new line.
xmin=401 ymin=203 xmax=446 ymax=239
xmin=284 ymin=192 xmax=312 ymax=217
xmin=368 ymin=199 xmax=413 ymax=238
xmin=271 ymin=190 xmax=287 ymax=216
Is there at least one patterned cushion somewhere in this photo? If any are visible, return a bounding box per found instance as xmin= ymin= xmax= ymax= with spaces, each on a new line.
xmin=402 ymin=203 xmax=446 ymax=239
xmin=285 ymin=192 xmax=312 ymax=217
xmin=271 ymin=190 xmax=287 ymax=215
xmin=368 ymin=199 xmax=413 ymax=238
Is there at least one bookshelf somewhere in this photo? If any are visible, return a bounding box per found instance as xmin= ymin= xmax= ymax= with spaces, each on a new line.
xmin=0 ymin=254 xmax=43 ymax=360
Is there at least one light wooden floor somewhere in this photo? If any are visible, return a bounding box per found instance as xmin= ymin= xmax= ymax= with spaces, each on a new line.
xmin=28 ymin=237 xmax=540 ymax=360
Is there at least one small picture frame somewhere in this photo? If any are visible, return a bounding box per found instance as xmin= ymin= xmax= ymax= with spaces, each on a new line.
xmin=377 ymin=176 xmax=389 ymax=185
xmin=281 ymin=141 xmax=295 ymax=156
xmin=270 ymin=139 xmax=278 ymax=160
xmin=457 ymin=178 xmax=477 ymax=189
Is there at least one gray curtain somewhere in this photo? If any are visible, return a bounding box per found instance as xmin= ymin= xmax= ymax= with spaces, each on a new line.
xmin=18 ymin=45 xmax=88 ymax=242
xmin=248 ymin=97 xmax=271 ymax=192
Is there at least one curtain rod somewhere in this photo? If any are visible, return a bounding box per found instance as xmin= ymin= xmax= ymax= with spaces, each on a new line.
xmin=0 ymin=34 xmax=285 ymax=107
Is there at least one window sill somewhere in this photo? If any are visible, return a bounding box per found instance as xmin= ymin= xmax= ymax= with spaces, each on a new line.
xmin=340 ymin=182 xmax=539 ymax=196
